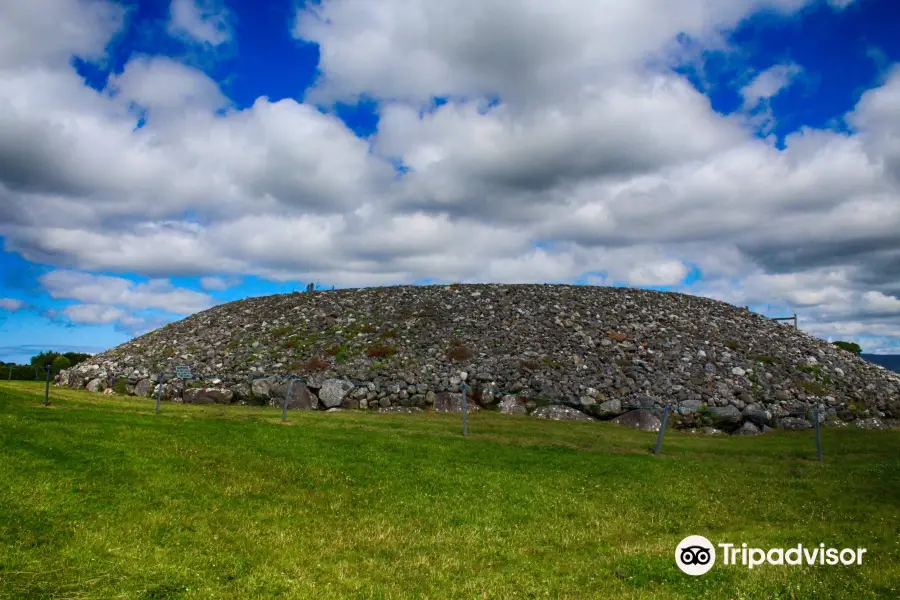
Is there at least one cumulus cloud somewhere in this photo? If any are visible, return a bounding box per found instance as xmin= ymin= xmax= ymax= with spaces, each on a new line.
xmin=108 ymin=55 xmax=228 ymax=114
xmin=200 ymin=276 xmax=239 ymax=291
xmin=40 ymin=271 xmax=214 ymax=315
xmin=0 ymin=0 xmax=898 ymax=352
xmin=0 ymin=0 xmax=124 ymax=69
xmin=62 ymin=304 xmax=129 ymax=325
xmin=0 ymin=298 xmax=24 ymax=311
xmin=167 ymin=0 xmax=232 ymax=46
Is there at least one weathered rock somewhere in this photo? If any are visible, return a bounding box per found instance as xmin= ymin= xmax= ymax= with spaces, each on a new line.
xmin=318 ymin=379 xmax=354 ymax=409
xmin=778 ymin=417 xmax=812 ymax=431
xmin=433 ymin=392 xmax=481 ymax=413
xmin=183 ymin=387 xmax=234 ymax=405
xmin=742 ymin=405 xmax=770 ymax=426
xmin=86 ymin=378 xmax=104 ymax=393
xmin=498 ymin=395 xmax=527 ymax=415
xmin=272 ymin=381 xmax=317 ymax=410
xmin=134 ymin=379 xmax=154 ymax=398
xmin=734 ymin=421 xmax=762 ymax=436
xmin=679 ymin=399 xmax=703 ymax=413
xmin=588 ymin=398 xmax=621 ymax=419
xmin=612 ymin=409 xmax=661 ymax=432
xmin=378 ymin=406 xmax=423 ymax=413
xmin=708 ymin=405 xmax=742 ymax=428
xmin=531 ymin=405 xmax=594 ymax=421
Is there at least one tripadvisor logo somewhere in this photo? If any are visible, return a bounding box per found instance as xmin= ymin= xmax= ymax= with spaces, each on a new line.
xmin=675 ymin=536 xmax=867 ymax=576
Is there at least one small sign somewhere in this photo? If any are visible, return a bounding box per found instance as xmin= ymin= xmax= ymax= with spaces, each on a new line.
xmin=174 ymin=365 xmax=192 ymax=379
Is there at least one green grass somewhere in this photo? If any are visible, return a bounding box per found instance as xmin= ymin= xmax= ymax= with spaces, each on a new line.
xmin=1 ymin=382 xmax=899 ymax=599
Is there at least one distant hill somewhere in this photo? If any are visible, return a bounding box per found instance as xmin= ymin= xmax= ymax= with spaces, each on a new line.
xmin=861 ymin=354 xmax=900 ymax=374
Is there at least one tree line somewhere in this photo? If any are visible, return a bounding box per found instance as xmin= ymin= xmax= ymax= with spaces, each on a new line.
xmin=0 ymin=351 xmax=92 ymax=380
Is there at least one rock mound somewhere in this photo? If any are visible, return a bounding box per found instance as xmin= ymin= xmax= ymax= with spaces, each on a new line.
xmin=56 ymin=284 xmax=900 ymax=434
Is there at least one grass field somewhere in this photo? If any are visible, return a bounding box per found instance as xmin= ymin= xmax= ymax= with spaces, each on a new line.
xmin=1 ymin=382 xmax=899 ymax=599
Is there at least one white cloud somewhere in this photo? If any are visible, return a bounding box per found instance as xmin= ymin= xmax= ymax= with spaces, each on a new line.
xmin=0 ymin=298 xmax=24 ymax=311
xmin=0 ymin=0 xmax=124 ymax=69
xmin=109 ymin=56 xmax=228 ymax=114
xmin=0 ymin=0 xmax=899 ymax=353
xmin=40 ymin=271 xmax=214 ymax=315
xmin=741 ymin=63 xmax=803 ymax=108
xmin=294 ymin=0 xmax=813 ymax=106
xmin=199 ymin=276 xmax=239 ymax=291
xmin=62 ymin=304 xmax=128 ymax=325
xmin=168 ymin=0 xmax=232 ymax=46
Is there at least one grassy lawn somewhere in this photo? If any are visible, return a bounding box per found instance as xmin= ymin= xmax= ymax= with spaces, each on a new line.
xmin=1 ymin=382 xmax=898 ymax=599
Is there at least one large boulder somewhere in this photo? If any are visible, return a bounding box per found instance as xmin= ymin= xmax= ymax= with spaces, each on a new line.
xmin=777 ymin=417 xmax=812 ymax=431
xmin=318 ymin=379 xmax=355 ymax=409
xmin=733 ymin=421 xmax=762 ymax=436
xmin=434 ymin=392 xmax=481 ymax=413
xmin=498 ymin=395 xmax=527 ymax=415
xmin=183 ymin=387 xmax=234 ymax=405
xmin=250 ymin=378 xmax=277 ymax=403
xmin=134 ymin=379 xmax=154 ymax=398
xmin=588 ymin=398 xmax=622 ymax=419
xmin=273 ymin=381 xmax=317 ymax=410
xmin=708 ymin=405 xmax=743 ymax=428
xmin=612 ymin=409 xmax=661 ymax=432
xmin=742 ymin=404 xmax=771 ymax=426
xmin=86 ymin=378 xmax=104 ymax=393
xmin=531 ymin=405 xmax=594 ymax=421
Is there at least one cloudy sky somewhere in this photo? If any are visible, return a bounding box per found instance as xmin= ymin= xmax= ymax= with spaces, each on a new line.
xmin=1 ymin=0 xmax=899 ymax=363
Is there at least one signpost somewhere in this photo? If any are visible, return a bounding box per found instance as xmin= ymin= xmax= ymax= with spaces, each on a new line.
xmin=175 ymin=365 xmax=192 ymax=380
xmin=43 ymin=364 xmax=52 ymax=406
xmin=461 ymin=383 xmax=469 ymax=437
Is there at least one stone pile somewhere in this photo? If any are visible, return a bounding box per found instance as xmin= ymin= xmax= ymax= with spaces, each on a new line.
xmin=56 ymin=284 xmax=900 ymax=435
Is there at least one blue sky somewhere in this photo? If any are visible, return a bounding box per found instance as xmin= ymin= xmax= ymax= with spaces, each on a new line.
xmin=1 ymin=0 xmax=900 ymax=364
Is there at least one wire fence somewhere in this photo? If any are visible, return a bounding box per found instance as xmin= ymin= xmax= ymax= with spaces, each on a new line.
xmin=10 ymin=365 xmax=825 ymax=461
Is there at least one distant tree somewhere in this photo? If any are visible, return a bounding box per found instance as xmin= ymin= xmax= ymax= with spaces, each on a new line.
xmin=833 ymin=341 xmax=862 ymax=355
xmin=30 ymin=350 xmax=60 ymax=369
xmin=62 ymin=352 xmax=91 ymax=366
xmin=51 ymin=355 xmax=71 ymax=373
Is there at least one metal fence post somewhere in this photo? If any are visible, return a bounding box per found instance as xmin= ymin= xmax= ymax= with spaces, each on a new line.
xmin=7 ymin=366 xmax=11 ymax=380
xmin=814 ymin=408 xmax=822 ymax=461
xmin=461 ymin=382 xmax=469 ymax=438
xmin=43 ymin=364 xmax=52 ymax=406
xmin=282 ymin=378 xmax=294 ymax=422
xmin=653 ymin=405 xmax=671 ymax=455
xmin=793 ymin=313 xmax=798 ymax=329
xmin=156 ymin=372 xmax=164 ymax=414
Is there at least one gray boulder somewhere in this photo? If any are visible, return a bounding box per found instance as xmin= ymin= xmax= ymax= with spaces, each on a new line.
xmin=273 ymin=381 xmax=317 ymax=410
xmin=134 ymin=379 xmax=154 ymax=397
xmin=86 ymin=378 xmax=104 ymax=393
xmin=531 ymin=405 xmax=594 ymax=421
xmin=742 ymin=404 xmax=770 ymax=426
xmin=855 ymin=417 xmax=885 ymax=430
xmin=612 ymin=409 xmax=661 ymax=432
xmin=778 ymin=417 xmax=812 ymax=430
xmin=434 ymin=392 xmax=480 ymax=413
xmin=679 ymin=399 xmax=703 ymax=413
xmin=183 ymin=387 xmax=234 ymax=405
xmin=589 ymin=398 xmax=622 ymax=419
xmin=734 ymin=421 xmax=762 ymax=436
xmin=498 ymin=396 xmax=527 ymax=415
xmin=250 ymin=378 xmax=277 ymax=402
xmin=708 ymin=405 xmax=742 ymax=428
xmin=318 ymin=379 xmax=355 ymax=409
